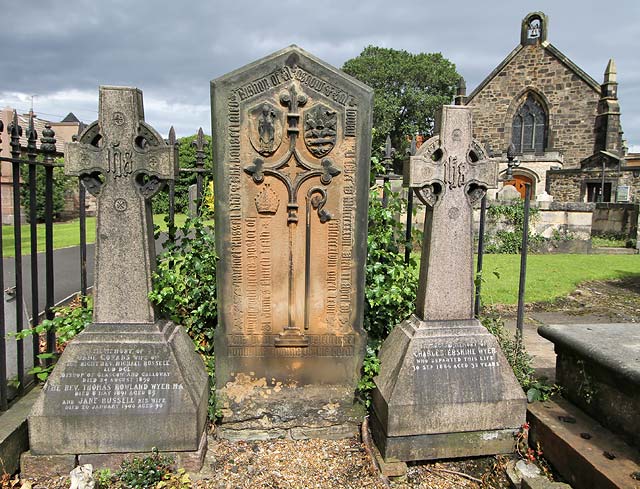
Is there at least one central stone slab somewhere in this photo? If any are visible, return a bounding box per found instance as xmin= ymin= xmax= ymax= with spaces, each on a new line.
xmin=211 ymin=46 xmax=372 ymax=439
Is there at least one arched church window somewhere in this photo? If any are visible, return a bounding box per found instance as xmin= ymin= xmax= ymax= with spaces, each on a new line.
xmin=511 ymin=94 xmax=546 ymax=154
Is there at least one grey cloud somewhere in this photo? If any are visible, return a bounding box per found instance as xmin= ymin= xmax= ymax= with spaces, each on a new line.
xmin=0 ymin=0 xmax=638 ymax=142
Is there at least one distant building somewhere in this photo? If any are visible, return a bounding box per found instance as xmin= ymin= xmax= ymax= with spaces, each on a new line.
xmin=0 ymin=108 xmax=84 ymax=224
xmin=463 ymin=12 xmax=638 ymax=203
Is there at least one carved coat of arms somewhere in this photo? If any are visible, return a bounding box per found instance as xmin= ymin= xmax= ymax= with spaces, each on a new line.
xmin=249 ymin=102 xmax=283 ymax=156
xmin=303 ymin=104 xmax=337 ymax=158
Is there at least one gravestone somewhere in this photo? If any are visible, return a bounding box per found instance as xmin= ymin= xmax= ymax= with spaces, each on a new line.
xmin=371 ymin=105 xmax=526 ymax=461
xmin=27 ymin=87 xmax=208 ymax=465
xmin=211 ymin=46 xmax=372 ymax=439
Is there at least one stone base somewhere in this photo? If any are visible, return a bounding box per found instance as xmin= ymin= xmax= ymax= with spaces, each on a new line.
xmin=28 ymin=321 xmax=209 ymax=455
xmin=21 ymin=433 xmax=207 ymax=478
xmin=216 ymin=376 xmax=364 ymax=441
xmin=370 ymin=411 xmax=518 ymax=461
xmin=20 ymin=452 xmax=77 ymax=479
xmin=372 ymin=316 xmax=526 ymax=461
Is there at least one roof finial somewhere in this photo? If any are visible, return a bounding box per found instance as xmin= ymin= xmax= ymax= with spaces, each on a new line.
xmin=604 ymin=58 xmax=617 ymax=84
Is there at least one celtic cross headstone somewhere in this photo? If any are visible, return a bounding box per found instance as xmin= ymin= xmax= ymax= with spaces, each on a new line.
xmin=26 ymin=87 xmax=208 ymax=471
xmin=371 ymin=105 xmax=526 ymax=462
xmin=64 ymin=86 xmax=174 ymax=324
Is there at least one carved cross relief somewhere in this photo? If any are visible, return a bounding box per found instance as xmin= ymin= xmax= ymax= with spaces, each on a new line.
xmin=407 ymin=105 xmax=497 ymax=321
xmin=244 ymin=82 xmax=341 ymax=346
xmin=65 ymin=86 xmax=177 ymax=325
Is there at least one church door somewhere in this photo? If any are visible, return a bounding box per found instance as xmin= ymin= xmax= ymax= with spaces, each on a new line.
xmin=503 ymin=174 xmax=534 ymax=199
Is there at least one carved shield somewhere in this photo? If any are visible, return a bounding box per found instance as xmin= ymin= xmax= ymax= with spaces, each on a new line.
xmin=303 ymin=104 xmax=337 ymax=158
xmin=248 ymin=102 xmax=283 ymax=156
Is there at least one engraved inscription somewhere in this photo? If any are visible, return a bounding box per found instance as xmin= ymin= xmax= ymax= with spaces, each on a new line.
xmin=228 ymin=94 xmax=244 ymax=332
xmin=259 ymin=217 xmax=272 ymax=333
xmin=412 ymin=342 xmax=499 ymax=372
xmin=245 ymin=218 xmax=259 ymax=334
xmin=326 ymin=219 xmax=339 ymax=330
xmin=345 ymin=109 xmax=357 ymax=137
xmin=107 ymin=142 xmax=133 ymax=178
xmin=43 ymin=347 xmax=183 ymax=413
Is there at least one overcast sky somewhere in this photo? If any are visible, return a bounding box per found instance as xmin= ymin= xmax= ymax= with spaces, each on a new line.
xmin=1 ymin=0 xmax=639 ymax=149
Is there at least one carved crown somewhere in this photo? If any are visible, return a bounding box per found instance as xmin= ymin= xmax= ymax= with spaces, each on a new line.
xmin=255 ymin=183 xmax=279 ymax=214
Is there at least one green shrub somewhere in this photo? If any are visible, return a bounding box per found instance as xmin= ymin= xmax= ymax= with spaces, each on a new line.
xmin=149 ymin=216 xmax=218 ymax=420
xmin=13 ymin=296 xmax=93 ymax=382
xmin=485 ymin=201 xmax=545 ymax=254
xmin=20 ymin=160 xmax=74 ymax=223
xmin=481 ymin=314 xmax=558 ymax=402
xmin=364 ymin=184 xmax=419 ymax=342
xmin=115 ymin=449 xmax=174 ymax=489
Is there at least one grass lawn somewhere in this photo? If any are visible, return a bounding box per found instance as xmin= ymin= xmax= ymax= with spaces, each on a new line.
xmin=0 ymin=214 xmax=210 ymax=257
xmin=479 ymin=253 xmax=639 ymax=305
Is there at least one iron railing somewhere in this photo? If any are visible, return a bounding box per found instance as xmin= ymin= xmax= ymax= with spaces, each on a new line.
xmin=0 ymin=112 xmax=210 ymax=411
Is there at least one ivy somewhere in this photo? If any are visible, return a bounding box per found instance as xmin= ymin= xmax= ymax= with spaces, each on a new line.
xmin=485 ymin=201 xmax=545 ymax=254
xmin=149 ymin=216 xmax=219 ymax=420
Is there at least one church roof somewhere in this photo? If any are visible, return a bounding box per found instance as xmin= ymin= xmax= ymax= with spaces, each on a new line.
xmin=61 ymin=112 xmax=80 ymax=123
xmin=467 ymin=13 xmax=601 ymax=103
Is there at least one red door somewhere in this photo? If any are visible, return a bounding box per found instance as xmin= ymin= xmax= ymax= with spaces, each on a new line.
xmin=503 ymin=175 xmax=533 ymax=199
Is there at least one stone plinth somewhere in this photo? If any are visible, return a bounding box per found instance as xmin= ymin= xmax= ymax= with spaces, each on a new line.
xmin=25 ymin=87 xmax=208 ymax=475
xmin=211 ymin=46 xmax=372 ymax=438
xmin=539 ymin=322 xmax=640 ymax=449
xmin=29 ymin=321 xmax=208 ymax=454
xmin=371 ymin=316 xmax=525 ymax=461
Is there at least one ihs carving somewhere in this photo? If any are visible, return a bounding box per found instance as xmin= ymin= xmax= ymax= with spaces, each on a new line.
xmin=255 ymin=183 xmax=280 ymax=215
xmin=304 ymin=104 xmax=337 ymax=158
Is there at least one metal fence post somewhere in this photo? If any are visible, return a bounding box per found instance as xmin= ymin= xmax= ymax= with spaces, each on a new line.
xmin=8 ymin=111 xmax=24 ymax=392
xmin=404 ymin=135 xmax=417 ymax=264
xmin=0 ymin=119 xmax=6 ymax=410
xmin=474 ymin=194 xmax=487 ymax=318
xmin=40 ymin=124 xmax=57 ymax=359
xmin=516 ymin=183 xmax=531 ymax=345
xmin=26 ymin=113 xmax=40 ymax=368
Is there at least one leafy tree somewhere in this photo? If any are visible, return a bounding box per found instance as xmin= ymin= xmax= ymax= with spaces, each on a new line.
xmin=20 ymin=158 xmax=74 ymax=223
xmin=342 ymin=46 xmax=460 ymax=160
xmin=152 ymin=133 xmax=213 ymax=215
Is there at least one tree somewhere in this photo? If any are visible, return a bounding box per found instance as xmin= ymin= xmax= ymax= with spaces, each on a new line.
xmin=342 ymin=46 xmax=460 ymax=160
xmin=152 ymin=132 xmax=213 ymax=215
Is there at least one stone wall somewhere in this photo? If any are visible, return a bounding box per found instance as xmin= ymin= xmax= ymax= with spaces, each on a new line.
xmin=592 ymin=203 xmax=639 ymax=238
xmin=467 ymin=44 xmax=600 ymax=168
xmin=547 ymin=170 xmax=583 ymax=202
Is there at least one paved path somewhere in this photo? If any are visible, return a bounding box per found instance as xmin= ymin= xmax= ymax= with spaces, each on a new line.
xmin=1 ymin=234 xmax=169 ymax=319
xmin=2 ymin=245 xmax=95 ymax=319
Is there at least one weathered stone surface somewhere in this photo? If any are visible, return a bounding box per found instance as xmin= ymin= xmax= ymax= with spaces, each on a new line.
xmin=528 ymin=398 xmax=640 ymax=489
xmin=76 ymin=432 xmax=207 ymax=472
xmin=216 ymin=380 xmax=364 ymax=441
xmin=211 ymin=46 xmax=372 ymax=436
xmin=28 ymin=86 xmax=208 ymax=457
xmin=20 ymin=451 xmax=76 ymax=478
xmin=372 ymin=105 xmax=526 ymax=461
xmin=539 ymin=322 xmax=640 ymax=449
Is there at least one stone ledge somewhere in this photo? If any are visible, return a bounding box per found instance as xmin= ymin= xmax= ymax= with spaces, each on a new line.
xmin=0 ymin=387 xmax=41 ymax=475
xmin=528 ymin=398 xmax=640 ymax=489
xmin=538 ymin=323 xmax=640 ymax=385
xmin=20 ymin=452 xmax=77 ymax=479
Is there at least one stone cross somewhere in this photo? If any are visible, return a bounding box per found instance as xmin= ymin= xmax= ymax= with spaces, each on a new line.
xmin=65 ymin=86 xmax=176 ymax=324
xmin=406 ymin=105 xmax=497 ymax=321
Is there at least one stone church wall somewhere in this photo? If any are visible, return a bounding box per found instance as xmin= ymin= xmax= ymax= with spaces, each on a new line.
xmin=468 ymin=45 xmax=599 ymax=168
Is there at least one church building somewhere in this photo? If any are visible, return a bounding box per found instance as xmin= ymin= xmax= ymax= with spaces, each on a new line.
xmin=461 ymin=12 xmax=639 ymax=204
